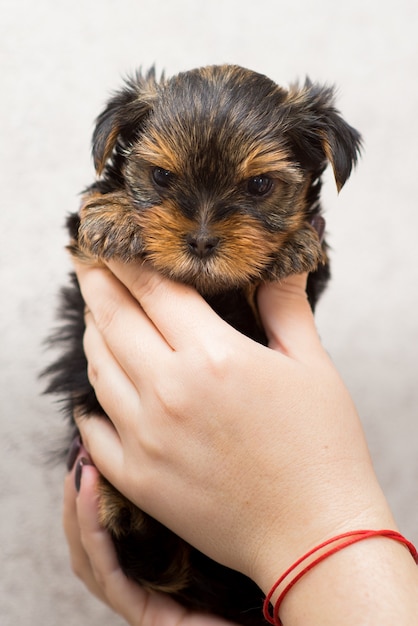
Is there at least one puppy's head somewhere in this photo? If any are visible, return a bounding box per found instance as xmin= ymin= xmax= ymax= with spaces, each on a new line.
xmin=83 ymin=65 xmax=361 ymax=293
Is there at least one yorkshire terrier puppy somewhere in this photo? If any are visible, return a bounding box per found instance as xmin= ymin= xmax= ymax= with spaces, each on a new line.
xmin=45 ymin=64 xmax=361 ymax=624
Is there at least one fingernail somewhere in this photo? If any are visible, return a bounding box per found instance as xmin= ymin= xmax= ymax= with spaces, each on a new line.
xmin=66 ymin=435 xmax=81 ymax=471
xmin=75 ymin=457 xmax=92 ymax=492
xmin=310 ymin=215 xmax=326 ymax=243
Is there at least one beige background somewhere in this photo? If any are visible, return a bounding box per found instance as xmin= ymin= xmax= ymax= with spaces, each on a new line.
xmin=1 ymin=0 xmax=417 ymax=624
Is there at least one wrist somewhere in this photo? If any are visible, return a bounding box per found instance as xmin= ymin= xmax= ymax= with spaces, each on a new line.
xmin=261 ymin=531 xmax=418 ymax=626
xmin=249 ymin=469 xmax=398 ymax=596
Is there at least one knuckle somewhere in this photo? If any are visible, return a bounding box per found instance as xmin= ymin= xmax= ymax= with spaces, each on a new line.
xmin=199 ymin=340 xmax=234 ymax=381
xmin=69 ymin=554 xmax=85 ymax=580
xmin=86 ymin=358 xmax=98 ymax=388
xmin=93 ymin=297 xmax=119 ymax=335
xmin=153 ymin=377 xmax=187 ymax=421
xmin=153 ymin=346 xmax=233 ymax=418
xmin=130 ymin=265 xmax=165 ymax=305
xmin=82 ymin=327 xmax=99 ymax=387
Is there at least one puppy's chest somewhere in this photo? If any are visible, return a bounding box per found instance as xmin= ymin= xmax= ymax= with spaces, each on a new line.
xmin=205 ymin=288 xmax=267 ymax=345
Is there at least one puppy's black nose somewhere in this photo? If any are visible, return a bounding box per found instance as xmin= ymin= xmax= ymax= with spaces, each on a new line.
xmin=186 ymin=233 xmax=220 ymax=259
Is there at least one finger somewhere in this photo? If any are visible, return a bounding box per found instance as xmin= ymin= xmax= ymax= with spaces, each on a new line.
xmin=76 ymin=465 xmax=139 ymax=601
xmin=62 ymin=460 xmax=108 ymax=604
xmin=257 ymin=273 xmax=323 ymax=360
xmin=106 ymin=260 xmax=230 ymax=352
xmin=65 ymin=463 xmax=239 ymax=626
xmin=76 ymin=465 xmax=193 ymax=625
xmin=83 ymin=310 xmax=141 ymax=431
xmin=75 ymin=413 xmax=124 ymax=489
xmin=74 ymin=261 xmax=170 ymax=378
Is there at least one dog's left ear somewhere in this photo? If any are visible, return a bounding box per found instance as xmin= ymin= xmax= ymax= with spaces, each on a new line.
xmin=92 ymin=68 xmax=160 ymax=176
xmin=284 ymin=79 xmax=362 ymax=191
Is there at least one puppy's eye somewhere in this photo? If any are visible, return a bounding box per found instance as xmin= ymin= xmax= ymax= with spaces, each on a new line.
xmin=152 ymin=167 xmax=173 ymax=188
xmin=247 ymin=175 xmax=273 ymax=197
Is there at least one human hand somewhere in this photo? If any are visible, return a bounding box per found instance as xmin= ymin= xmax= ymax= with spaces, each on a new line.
xmin=74 ymin=260 xmax=396 ymax=594
xmin=63 ymin=440 xmax=236 ymax=626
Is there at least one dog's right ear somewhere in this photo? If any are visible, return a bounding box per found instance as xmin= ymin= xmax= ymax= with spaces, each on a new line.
xmin=92 ymin=68 xmax=159 ymax=176
xmin=283 ymin=79 xmax=362 ymax=192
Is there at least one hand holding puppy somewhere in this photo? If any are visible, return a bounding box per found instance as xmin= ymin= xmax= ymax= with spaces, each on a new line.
xmin=74 ymin=261 xmax=396 ymax=592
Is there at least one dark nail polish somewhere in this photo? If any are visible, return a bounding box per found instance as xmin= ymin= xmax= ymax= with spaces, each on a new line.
xmin=66 ymin=435 xmax=81 ymax=471
xmin=74 ymin=457 xmax=91 ymax=492
xmin=310 ymin=215 xmax=326 ymax=243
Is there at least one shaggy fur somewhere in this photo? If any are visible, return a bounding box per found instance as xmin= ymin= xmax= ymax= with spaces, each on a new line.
xmin=44 ymin=64 xmax=361 ymax=625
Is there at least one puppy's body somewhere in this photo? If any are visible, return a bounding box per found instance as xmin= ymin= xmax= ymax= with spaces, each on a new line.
xmin=45 ymin=65 xmax=361 ymax=624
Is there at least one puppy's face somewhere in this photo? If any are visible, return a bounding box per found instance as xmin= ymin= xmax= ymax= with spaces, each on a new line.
xmin=78 ymin=65 xmax=361 ymax=293
xmin=123 ymin=75 xmax=306 ymax=292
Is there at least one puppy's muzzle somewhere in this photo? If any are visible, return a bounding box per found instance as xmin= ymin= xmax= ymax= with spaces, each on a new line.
xmin=186 ymin=232 xmax=220 ymax=259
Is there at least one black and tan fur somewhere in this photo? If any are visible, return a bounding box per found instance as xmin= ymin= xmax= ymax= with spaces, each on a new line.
xmin=45 ymin=64 xmax=361 ymax=625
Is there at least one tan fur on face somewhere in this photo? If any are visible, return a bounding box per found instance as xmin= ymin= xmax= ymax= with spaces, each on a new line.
xmin=135 ymin=201 xmax=288 ymax=292
xmin=74 ymin=174 xmax=325 ymax=293
xmin=135 ymin=134 xmax=182 ymax=174
xmin=238 ymin=144 xmax=302 ymax=182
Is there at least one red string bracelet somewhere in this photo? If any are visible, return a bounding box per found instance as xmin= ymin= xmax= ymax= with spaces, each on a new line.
xmin=263 ymin=529 xmax=418 ymax=626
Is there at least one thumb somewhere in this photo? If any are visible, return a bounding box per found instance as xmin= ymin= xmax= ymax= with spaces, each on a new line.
xmin=257 ymin=273 xmax=323 ymax=360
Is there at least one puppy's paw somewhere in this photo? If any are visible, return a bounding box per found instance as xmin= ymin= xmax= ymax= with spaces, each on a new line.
xmin=77 ymin=191 xmax=144 ymax=261
xmin=268 ymin=221 xmax=328 ymax=279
